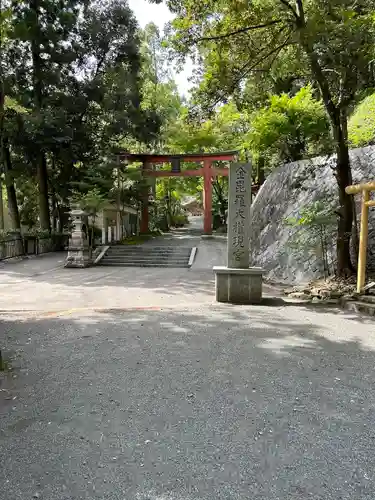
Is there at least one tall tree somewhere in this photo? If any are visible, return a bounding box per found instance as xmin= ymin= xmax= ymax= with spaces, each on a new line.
xmin=153 ymin=0 xmax=375 ymax=276
xmin=0 ymin=2 xmax=23 ymax=232
xmin=8 ymin=0 xmax=87 ymax=231
xmin=3 ymin=0 xmax=156 ymax=233
xmin=0 ymin=3 xmax=10 ymax=231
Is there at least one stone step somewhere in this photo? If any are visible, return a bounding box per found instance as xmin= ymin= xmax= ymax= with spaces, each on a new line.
xmin=99 ymin=244 xmax=193 ymax=268
xmin=106 ymin=250 xmax=191 ymax=257
xmin=106 ymin=252 xmax=191 ymax=257
xmin=100 ymin=261 xmax=189 ymax=268
xmin=102 ymin=257 xmax=189 ymax=264
xmin=108 ymin=245 xmax=191 ymax=250
xmin=105 ymin=251 xmax=189 ymax=256
xmin=104 ymin=254 xmax=190 ymax=260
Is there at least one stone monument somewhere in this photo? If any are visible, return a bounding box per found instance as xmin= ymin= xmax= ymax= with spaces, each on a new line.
xmin=64 ymin=207 xmax=92 ymax=268
xmin=213 ymin=162 xmax=263 ymax=304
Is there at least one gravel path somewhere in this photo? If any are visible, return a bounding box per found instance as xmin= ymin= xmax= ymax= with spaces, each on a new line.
xmin=1 ymin=304 xmax=375 ymax=500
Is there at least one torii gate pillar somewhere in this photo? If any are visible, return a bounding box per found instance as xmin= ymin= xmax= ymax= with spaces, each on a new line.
xmin=203 ymin=159 xmax=213 ymax=235
xmin=140 ymin=161 xmax=151 ymax=234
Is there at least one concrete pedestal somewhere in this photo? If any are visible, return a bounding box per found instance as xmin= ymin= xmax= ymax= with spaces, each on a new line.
xmin=213 ymin=266 xmax=264 ymax=304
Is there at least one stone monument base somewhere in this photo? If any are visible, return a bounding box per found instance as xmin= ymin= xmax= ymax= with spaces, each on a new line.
xmin=64 ymin=249 xmax=92 ymax=268
xmin=213 ymin=266 xmax=264 ymax=304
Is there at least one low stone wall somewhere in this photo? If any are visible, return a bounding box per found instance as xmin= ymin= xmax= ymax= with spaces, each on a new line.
xmin=250 ymin=146 xmax=375 ymax=284
xmin=0 ymin=234 xmax=69 ymax=261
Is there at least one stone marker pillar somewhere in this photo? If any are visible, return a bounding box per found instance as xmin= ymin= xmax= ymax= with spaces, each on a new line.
xmin=213 ymin=162 xmax=263 ymax=304
xmin=64 ymin=207 xmax=92 ymax=268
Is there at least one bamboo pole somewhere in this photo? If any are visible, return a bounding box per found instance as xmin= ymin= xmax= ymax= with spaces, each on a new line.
xmin=357 ymin=190 xmax=370 ymax=293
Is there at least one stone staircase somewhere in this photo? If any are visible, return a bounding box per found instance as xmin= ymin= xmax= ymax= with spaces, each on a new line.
xmin=99 ymin=245 xmax=193 ymax=268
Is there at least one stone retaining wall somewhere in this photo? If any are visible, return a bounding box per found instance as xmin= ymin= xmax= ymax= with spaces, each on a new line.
xmin=250 ymin=146 xmax=375 ymax=284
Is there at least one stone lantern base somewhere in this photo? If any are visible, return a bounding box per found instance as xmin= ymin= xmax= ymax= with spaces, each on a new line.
xmin=64 ymin=247 xmax=92 ymax=268
xmin=213 ymin=266 xmax=264 ymax=304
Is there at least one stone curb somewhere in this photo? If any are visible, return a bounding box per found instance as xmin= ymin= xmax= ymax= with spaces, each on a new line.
xmin=339 ymin=298 xmax=375 ymax=318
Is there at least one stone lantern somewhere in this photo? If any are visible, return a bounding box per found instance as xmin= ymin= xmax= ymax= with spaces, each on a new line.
xmin=64 ymin=207 xmax=92 ymax=268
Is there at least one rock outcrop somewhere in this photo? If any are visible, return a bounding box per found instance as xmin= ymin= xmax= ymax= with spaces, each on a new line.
xmin=250 ymin=146 xmax=375 ymax=284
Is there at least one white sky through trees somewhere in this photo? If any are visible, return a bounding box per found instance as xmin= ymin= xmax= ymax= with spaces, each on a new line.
xmin=128 ymin=0 xmax=193 ymax=97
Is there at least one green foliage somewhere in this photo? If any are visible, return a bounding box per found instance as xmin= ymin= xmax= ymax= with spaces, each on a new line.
xmin=349 ymin=93 xmax=375 ymax=148
xmin=247 ymin=86 xmax=331 ymax=170
xmin=72 ymin=188 xmax=107 ymax=218
xmin=165 ymin=102 xmax=247 ymax=154
xmin=152 ymin=177 xmax=184 ymax=231
xmin=4 ymin=97 xmax=28 ymax=115
xmin=171 ymin=213 xmax=188 ymax=227
xmin=285 ymin=201 xmax=336 ymax=229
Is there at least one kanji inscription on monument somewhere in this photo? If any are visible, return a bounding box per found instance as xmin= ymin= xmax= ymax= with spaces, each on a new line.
xmin=227 ymin=162 xmax=252 ymax=268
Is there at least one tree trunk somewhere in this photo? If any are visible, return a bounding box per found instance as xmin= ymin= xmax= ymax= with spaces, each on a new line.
xmin=51 ymin=193 xmax=57 ymax=232
xmin=341 ymin=109 xmax=359 ymax=263
xmin=300 ymin=45 xmax=354 ymax=276
xmin=295 ymin=3 xmax=354 ymax=276
xmin=0 ymin=67 xmax=5 ymax=231
xmin=334 ymin=121 xmax=354 ymax=276
xmin=37 ymin=153 xmax=51 ymax=231
xmin=30 ymin=0 xmax=51 ymax=232
xmin=257 ymin=156 xmax=265 ymax=185
xmin=0 ymin=177 xmax=4 ymax=231
xmin=58 ymin=205 xmax=64 ymax=233
xmin=212 ymin=178 xmax=227 ymax=221
xmin=3 ymin=141 xmax=22 ymax=231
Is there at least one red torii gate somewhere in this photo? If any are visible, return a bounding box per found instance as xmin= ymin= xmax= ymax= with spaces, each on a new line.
xmin=116 ymin=151 xmax=257 ymax=235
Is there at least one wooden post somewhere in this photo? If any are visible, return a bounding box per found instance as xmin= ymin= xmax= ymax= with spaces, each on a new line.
xmin=203 ymin=160 xmax=213 ymax=235
xmin=357 ymin=189 xmax=370 ymax=293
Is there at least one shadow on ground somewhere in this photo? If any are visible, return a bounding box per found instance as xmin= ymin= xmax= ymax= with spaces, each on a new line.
xmin=1 ymin=305 xmax=375 ymax=499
